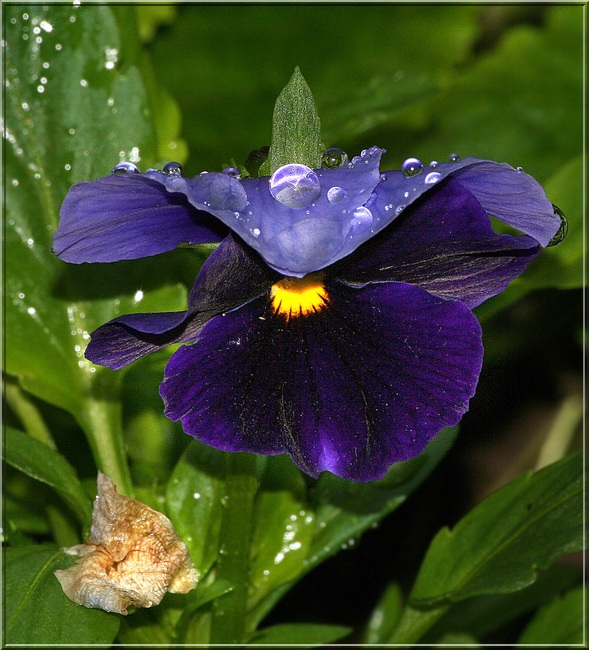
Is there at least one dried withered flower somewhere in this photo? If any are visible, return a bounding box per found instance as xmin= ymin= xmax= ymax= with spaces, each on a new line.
xmin=54 ymin=472 xmax=199 ymax=615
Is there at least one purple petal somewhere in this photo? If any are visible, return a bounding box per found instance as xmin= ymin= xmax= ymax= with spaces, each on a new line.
xmin=337 ymin=178 xmax=541 ymax=309
xmin=54 ymin=174 xmax=227 ymax=263
xmin=377 ymin=157 xmax=559 ymax=247
xmin=149 ymin=148 xmax=386 ymax=277
xmin=161 ymin=281 xmax=482 ymax=481
xmin=449 ymin=161 xmax=560 ymax=247
xmin=85 ymin=235 xmax=277 ymax=369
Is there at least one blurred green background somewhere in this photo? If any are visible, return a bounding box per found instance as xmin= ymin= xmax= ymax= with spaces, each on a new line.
xmin=142 ymin=4 xmax=582 ymax=182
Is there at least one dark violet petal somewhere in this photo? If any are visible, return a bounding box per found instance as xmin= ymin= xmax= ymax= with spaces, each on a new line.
xmin=149 ymin=148 xmax=386 ymax=277
xmin=376 ymin=157 xmax=559 ymax=247
xmin=336 ymin=178 xmax=541 ymax=309
xmin=161 ymin=280 xmax=482 ymax=482
xmin=54 ymin=174 xmax=227 ymax=263
xmin=85 ymin=311 xmax=189 ymax=370
xmin=85 ymin=234 xmax=277 ymax=369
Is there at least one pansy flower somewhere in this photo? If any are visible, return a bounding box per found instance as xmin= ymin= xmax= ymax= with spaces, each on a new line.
xmin=53 ymin=147 xmax=563 ymax=481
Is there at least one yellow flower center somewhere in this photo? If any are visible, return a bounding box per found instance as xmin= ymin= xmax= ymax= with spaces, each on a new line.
xmin=270 ymin=273 xmax=329 ymax=320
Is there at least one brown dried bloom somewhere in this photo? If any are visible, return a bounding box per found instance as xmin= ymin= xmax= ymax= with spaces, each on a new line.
xmin=55 ymin=472 xmax=199 ymax=615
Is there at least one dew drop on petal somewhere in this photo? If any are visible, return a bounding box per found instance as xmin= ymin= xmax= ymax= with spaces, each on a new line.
xmin=395 ymin=204 xmax=406 ymax=215
xmin=449 ymin=152 xmax=461 ymax=163
xmin=222 ymin=167 xmax=241 ymax=179
xmin=269 ymin=164 xmax=321 ymax=209
xmin=252 ymin=228 xmax=261 ymax=238
xmin=424 ymin=171 xmax=442 ymax=184
xmin=327 ymin=186 xmax=347 ymax=203
xmin=351 ymin=206 xmax=373 ymax=227
xmin=163 ymin=161 xmax=183 ymax=177
xmin=429 ymin=160 xmax=439 ymax=168
xmin=320 ymin=147 xmax=348 ymax=169
xmin=112 ymin=161 xmax=139 ymax=174
xmin=547 ymin=204 xmax=568 ymax=246
xmin=401 ymin=157 xmax=423 ymax=177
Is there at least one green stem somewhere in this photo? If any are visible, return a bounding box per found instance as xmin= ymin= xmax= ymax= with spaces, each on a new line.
xmin=80 ymin=372 xmax=134 ymax=497
xmin=4 ymin=380 xmax=56 ymax=449
xmin=385 ymin=601 xmax=450 ymax=646
xmin=209 ymin=453 xmax=260 ymax=645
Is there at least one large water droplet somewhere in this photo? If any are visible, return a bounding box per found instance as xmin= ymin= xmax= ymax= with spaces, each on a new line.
xmin=163 ymin=161 xmax=183 ymax=177
xmin=321 ymin=147 xmax=348 ymax=169
xmin=327 ymin=186 xmax=347 ymax=203
xmin=402 ymin=157 xmax=423 ymax=177
xmin=351 ymin=206 xmax=373 ymax=227
xmin=112 ymin=161 xmax=139 ymax=174
xmin=269 ymin=164 xmax=321 ymax=209
xmin=222 ymin=167 xmax=241 ymax=179
xmin=547 ymin=204 xmax=568 ymax=246
xmin=424 ymin=171 xmax=442 ymax=184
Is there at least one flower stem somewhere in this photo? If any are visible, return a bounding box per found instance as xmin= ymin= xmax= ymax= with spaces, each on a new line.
xmin=209 ymin=452 xmax=260 ymax=645
xmin=4 ymin=380 xmax=56 ymax=449
xmin=80 ymin=372 xmax=134 ymax=498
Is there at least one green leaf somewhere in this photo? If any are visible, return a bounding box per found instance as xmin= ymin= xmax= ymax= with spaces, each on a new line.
xmin=248 ymin=456 xmax=315 ymax=609
xmin=166 ymin=440 xmax=226 ymax=578
xmin=247 ymin=623 xmax=351 ymax=647
xmin=410 ymin=452 xmax=584 ymax=604
xmin=268 ymin=67 xmax=322 ymax=173
xmin=249 ymin=427 xmax=459 ymax=629
xmin=308 ymin=426 xmax=459 ymax=574
xmin=436 ymin=632 xmax=480 ymax=647
xmin=5 ymin=545 xmax=120 ymax=645
xmin=363 ymin=582 xmax=405 ymax=646
xmin=4 ymin=4 xmax=190 ymax=491
xmin=426 ymin=563 xmax=582 ymax=641
xmin=3 ymin=426 xmax=92 ymax=525
xmin=518 ymin=586 xmax=585 ymax=644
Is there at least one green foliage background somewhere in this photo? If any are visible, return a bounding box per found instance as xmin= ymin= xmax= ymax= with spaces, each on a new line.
xmin=3 ymin=3 xmax=585 ymax=647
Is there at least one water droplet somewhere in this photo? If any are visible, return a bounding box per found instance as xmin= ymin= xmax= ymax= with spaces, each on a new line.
xmin=112 ymin=161 xmax=139 ymax=174
xmin=222 ymin=167 xmax=241 ymax=179
xmin=327 ymin=186 xmax=347 ymax=203
xmin=351 ymin=206 xmax=373 ymax=227
xmin=380 ymin=174 xmax=387 ymax=182
xmin=252 ymin=228 xmax=261 ymax=238
xmin=163 ymin=161 xmax=183 ymax=177
xmin=269 ymin=164 xmax=321 ymax=209
xmin=516 ymin=166 xmax=524 ymax=172
xmin=80 ymin=79 xmax=88 ymax=87
xmin=429 ymin=160 xmax=439 ymax=168
xmin=449 ymin=152 xmax=460 ymax=163
xmin=424 ymin=171 xmax=442 ymax=184
xmin=395 ymin=204 xmax=405 ymax=215
xmin=401 ymin=157 xmax=423 ymax=177
xmin=320 ymin=147 xmax=348 ymax=169
xmin=547 ymin=204 xmax=568 ymax=246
